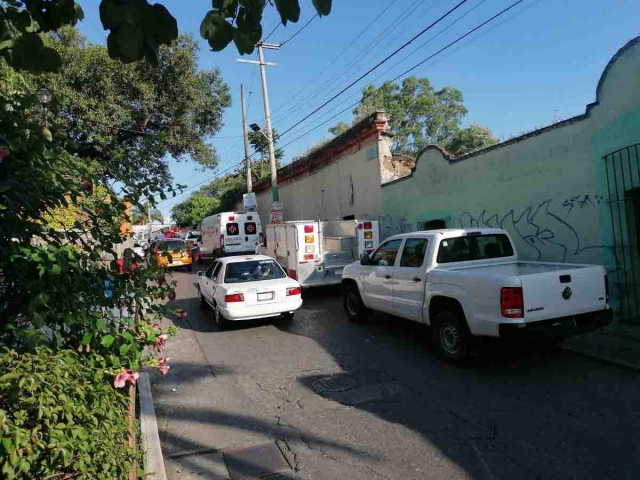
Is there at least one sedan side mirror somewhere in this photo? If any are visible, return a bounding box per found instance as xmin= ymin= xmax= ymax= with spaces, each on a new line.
xmin=360 ymin=254 xmax=371 ymax=266
xmin=197 ymin=271 xmax=206 ymax=277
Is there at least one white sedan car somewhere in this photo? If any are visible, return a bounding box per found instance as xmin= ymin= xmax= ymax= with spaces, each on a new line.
xmin=197 ymin=255 xmax=303 ymax=328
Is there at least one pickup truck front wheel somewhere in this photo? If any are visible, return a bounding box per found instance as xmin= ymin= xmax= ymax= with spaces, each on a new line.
xmin=433 ymin=310 xmax=471 ymax=362
xmin=343 ymin=285 xmax=369 ymax=323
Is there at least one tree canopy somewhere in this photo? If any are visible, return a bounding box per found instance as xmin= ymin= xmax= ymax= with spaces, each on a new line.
xmin=35 ymin=28 xmax=231 ymax=190
xmin=331 ymin=77 xmax=498 ymax=158
xmin=0 ymin=1 xmax=333 ymax=74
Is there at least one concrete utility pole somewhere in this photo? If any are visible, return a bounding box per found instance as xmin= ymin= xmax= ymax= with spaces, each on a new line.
xmin=240 ymin=84 xmax=252 ymax=193
xmin=237 ymin=42 xmax=281 ymax=202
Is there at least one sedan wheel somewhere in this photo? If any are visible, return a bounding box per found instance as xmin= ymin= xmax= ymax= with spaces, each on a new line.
xmin=214 ymin=305 xmax=228 ymax=329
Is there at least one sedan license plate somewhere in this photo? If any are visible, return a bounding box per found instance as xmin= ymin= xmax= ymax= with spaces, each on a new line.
xmin=257 ymin=292 xmax=274 ymax=301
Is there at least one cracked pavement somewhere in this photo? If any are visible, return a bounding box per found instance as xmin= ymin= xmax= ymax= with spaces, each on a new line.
xmin=150 ymin=270 xmax=640 ymax=480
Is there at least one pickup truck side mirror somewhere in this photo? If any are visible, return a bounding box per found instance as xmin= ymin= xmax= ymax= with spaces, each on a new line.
xmin=360 ymin=254 xmax=371 ymax=266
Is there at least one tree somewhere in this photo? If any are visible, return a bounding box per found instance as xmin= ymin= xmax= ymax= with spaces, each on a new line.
xmin=0 ymin=1 xmax=333 ymax=74
xmin=171 ymin=194 xmax=220 ymax=227
xmin=131 ymin=204 xmax=164 ymax=225
xmin=447 ymin=124 xmax=498 ymax=157
xmin=36 ymin=28 xmax=231 ymax=186
xmin=248 ymin=128 xmax=283 ymax=182
xmin=328 ymin=121 xmax=350 ymax=136
xmin=330 ymin=77 xmax=498 ymax=158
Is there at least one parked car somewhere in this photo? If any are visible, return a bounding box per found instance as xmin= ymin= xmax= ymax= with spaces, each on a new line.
xmin=197 ymin=255 xmax=302 ymax=328
xmin=200 ymin=212 xmax=262 ymax=261
xmin=342 ymin=228 xmax=612 ymax=362
xmin=148 ymin=239 xmax=193 ymax=271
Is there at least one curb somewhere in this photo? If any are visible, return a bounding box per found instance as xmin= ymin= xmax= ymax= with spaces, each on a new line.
xmin=561 ymin=346 xmax=640 ymax=373
xmin=139 ymin=372 xmax=168 ymax=480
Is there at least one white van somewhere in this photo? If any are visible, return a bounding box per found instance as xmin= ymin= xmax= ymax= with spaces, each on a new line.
xmin=200 ymin=212 xmax=263 ymax=261
xmin=259 ymin=219 xmax=380 ymax=287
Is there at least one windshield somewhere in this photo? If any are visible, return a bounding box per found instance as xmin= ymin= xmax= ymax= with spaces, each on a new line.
xmin=224 ymin=260 xmax=286 ymax=283
xmin=437 ymin=234 xmax=514 ymax=263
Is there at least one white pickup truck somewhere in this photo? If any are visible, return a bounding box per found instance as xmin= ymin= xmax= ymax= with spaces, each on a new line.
xmin=342 ymin=228 xmax=612 ymax=362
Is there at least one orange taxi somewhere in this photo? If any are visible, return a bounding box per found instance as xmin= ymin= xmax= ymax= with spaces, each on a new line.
xmin=148 ymin=239 xmax=193 ymax=271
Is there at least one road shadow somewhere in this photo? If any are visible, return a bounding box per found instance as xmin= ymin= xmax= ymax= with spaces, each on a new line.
xmin=275 ymin=292 xmax=640 ymax=480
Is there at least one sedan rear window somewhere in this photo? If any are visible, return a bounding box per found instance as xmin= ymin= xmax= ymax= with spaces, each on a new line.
xmin=224 ymin=260 xmax=286 ymax=283
xmin=437 ymin=234 xmax=514 ymax=263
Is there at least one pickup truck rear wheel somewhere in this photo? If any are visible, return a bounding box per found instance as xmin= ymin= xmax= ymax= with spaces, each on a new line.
xmin=343 ymin=285 xmax=369 ymax=323
xmin=433 ymin=310 xmax=471 ymax=362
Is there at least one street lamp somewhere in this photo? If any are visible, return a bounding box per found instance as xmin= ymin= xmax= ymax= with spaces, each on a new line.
xmin=37 ymin=86 xmax=52 ymax=126
xmin=249 ymin=123 xmax=269 ymax=141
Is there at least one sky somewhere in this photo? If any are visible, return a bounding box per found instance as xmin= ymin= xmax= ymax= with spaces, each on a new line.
xmin=76 ymin=0 xmax=640 ymax=218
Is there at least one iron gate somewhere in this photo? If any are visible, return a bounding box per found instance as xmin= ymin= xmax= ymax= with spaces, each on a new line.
xmin=604 ymin=143 xmax=640 ymax=324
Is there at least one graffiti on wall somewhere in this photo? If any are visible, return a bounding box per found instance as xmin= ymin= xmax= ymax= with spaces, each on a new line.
xmin=459 ymin=196 xmax=609 ymax=262
xmin=562 ymin=194 xmax=605 ymax=215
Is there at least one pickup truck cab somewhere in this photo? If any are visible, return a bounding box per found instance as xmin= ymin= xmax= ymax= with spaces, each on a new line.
xmin=342 ymin=228 xmax=612 ymax=361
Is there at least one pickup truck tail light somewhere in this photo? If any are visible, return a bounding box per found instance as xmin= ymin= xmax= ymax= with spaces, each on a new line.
xmin=604 ymin=275 xmax=609 ymax=303
xmin=501 ymin=287 xmax=524 ymax=318
xmin=225 ymin=293 xmax=244 ymax=303
xmin=287 ymin=286 xmax=302 ymax=296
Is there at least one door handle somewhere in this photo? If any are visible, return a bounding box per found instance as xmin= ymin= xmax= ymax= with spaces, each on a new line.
xmin=384 ymin=275 xmax=392 ymax=280
xmin=412 ymin=277 xmax=422 ymax=282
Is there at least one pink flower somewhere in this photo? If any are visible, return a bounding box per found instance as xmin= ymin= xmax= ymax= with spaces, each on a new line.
xmin=157 ymin=357 xmax=170 ymax=376
xmin=0 ymin=147 xmax=9 ymax=164
xmin=176 ymin=309 xmax=187 ymax=320
xmin=152 ymin=323 xmax=161 ymax=331
xmin=155 ymin=333 xmax=168 ymax=352
xmin=113 ymin=369 xmax=140 ymax=389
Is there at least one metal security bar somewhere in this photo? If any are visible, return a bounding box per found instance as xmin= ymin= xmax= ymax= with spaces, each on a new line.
xmin=604 ymin=143 xmax=640 ymax=324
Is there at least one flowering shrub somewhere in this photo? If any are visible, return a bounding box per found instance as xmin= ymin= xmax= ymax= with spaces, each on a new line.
xmin=0 ymin=349 xmax=142 ymax=480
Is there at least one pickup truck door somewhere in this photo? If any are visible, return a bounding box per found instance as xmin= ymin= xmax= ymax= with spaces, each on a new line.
xmin=360 ymin=239 xmax=403 ymax=313
xmin=392 ymin=238 xmax=429 ymax=322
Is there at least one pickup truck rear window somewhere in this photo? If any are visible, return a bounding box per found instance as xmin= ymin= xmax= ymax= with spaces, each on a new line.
xmin=437 ymin=234 xmax=514 ymax=263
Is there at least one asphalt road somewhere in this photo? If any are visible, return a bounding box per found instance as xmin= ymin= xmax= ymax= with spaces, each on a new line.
xmin=152 ymin=269 xmax=639 ymax=480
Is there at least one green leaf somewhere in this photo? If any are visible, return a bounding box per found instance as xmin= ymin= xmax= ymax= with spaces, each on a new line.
xmin=10 ymin=33 xmax=62 ymax=73
xmin=81 ymin=332 xmax=92 ymax=345
xmin=51 ymin=263 xmax=61 ymax=274
xmin=312 ymin=0 xmax=332 ymax=16
xmin=212 ymin=0 xmax=239 ymax=18
xmin=119 ymin=344 xmax=131 ymax=356
xmin=42 ymin=127 xmax=53 ymax=142
xmin=275 ymin=0 xmax=301 ymax=25
xmin=201 ymin=11 xmax=234 ymax=51
xmin=2 ymin=437 xmax=13 ymax=452
xmin=121 ymin=331 xmax=134 ymax=342
xmin=100 ymin=334 xmax=115 ymax=348
xmin=0 ymin=372 xmax=19 ymax=382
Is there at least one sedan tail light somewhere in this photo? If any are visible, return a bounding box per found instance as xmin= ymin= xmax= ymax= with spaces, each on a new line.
xmin=287 ymin=286 xmax=302 ymax=296
xmin=501 ymin=287 xmax=524 ymax=318
xmin=225 ymin=293 xmax=244 ymax=303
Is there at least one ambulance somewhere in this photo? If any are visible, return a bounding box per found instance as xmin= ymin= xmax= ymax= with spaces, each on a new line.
xmin=259 ymin=219 xmax=380 ymax=287
xmin=200 ymin=211 xmax=263 ymax=261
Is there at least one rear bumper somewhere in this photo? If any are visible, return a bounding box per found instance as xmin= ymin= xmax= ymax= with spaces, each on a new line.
xmin=220 ymin=298 xmax=303 ymax=321
xmin=499 ymin=309 xmax=613 ymax=338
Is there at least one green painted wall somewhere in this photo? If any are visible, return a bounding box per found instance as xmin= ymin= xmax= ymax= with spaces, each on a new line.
xmin=381 ymin=37 xmax=640 ymax=321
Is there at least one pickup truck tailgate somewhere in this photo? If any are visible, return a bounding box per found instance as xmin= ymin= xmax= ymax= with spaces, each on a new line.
xmin=520 ymin=264 xmax=607 ymax=322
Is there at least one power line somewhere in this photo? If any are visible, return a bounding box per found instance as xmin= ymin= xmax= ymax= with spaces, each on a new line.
xmin=276 ymin=0 xmax=529 ymax=151
xmin=277 ymin=0 xmax=470 ymax=138
xmin=272 ymin=0 xmax=411 ymax=120
xmin=280 ymin=14 xmax=318 ymax=45
xmin=263 ymin=21 xmax=282 ymax=42
xmin=167 ymin=0 xmax=531 ymax=207
xmin=280 ymin=0 xmax=492 ymax=142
